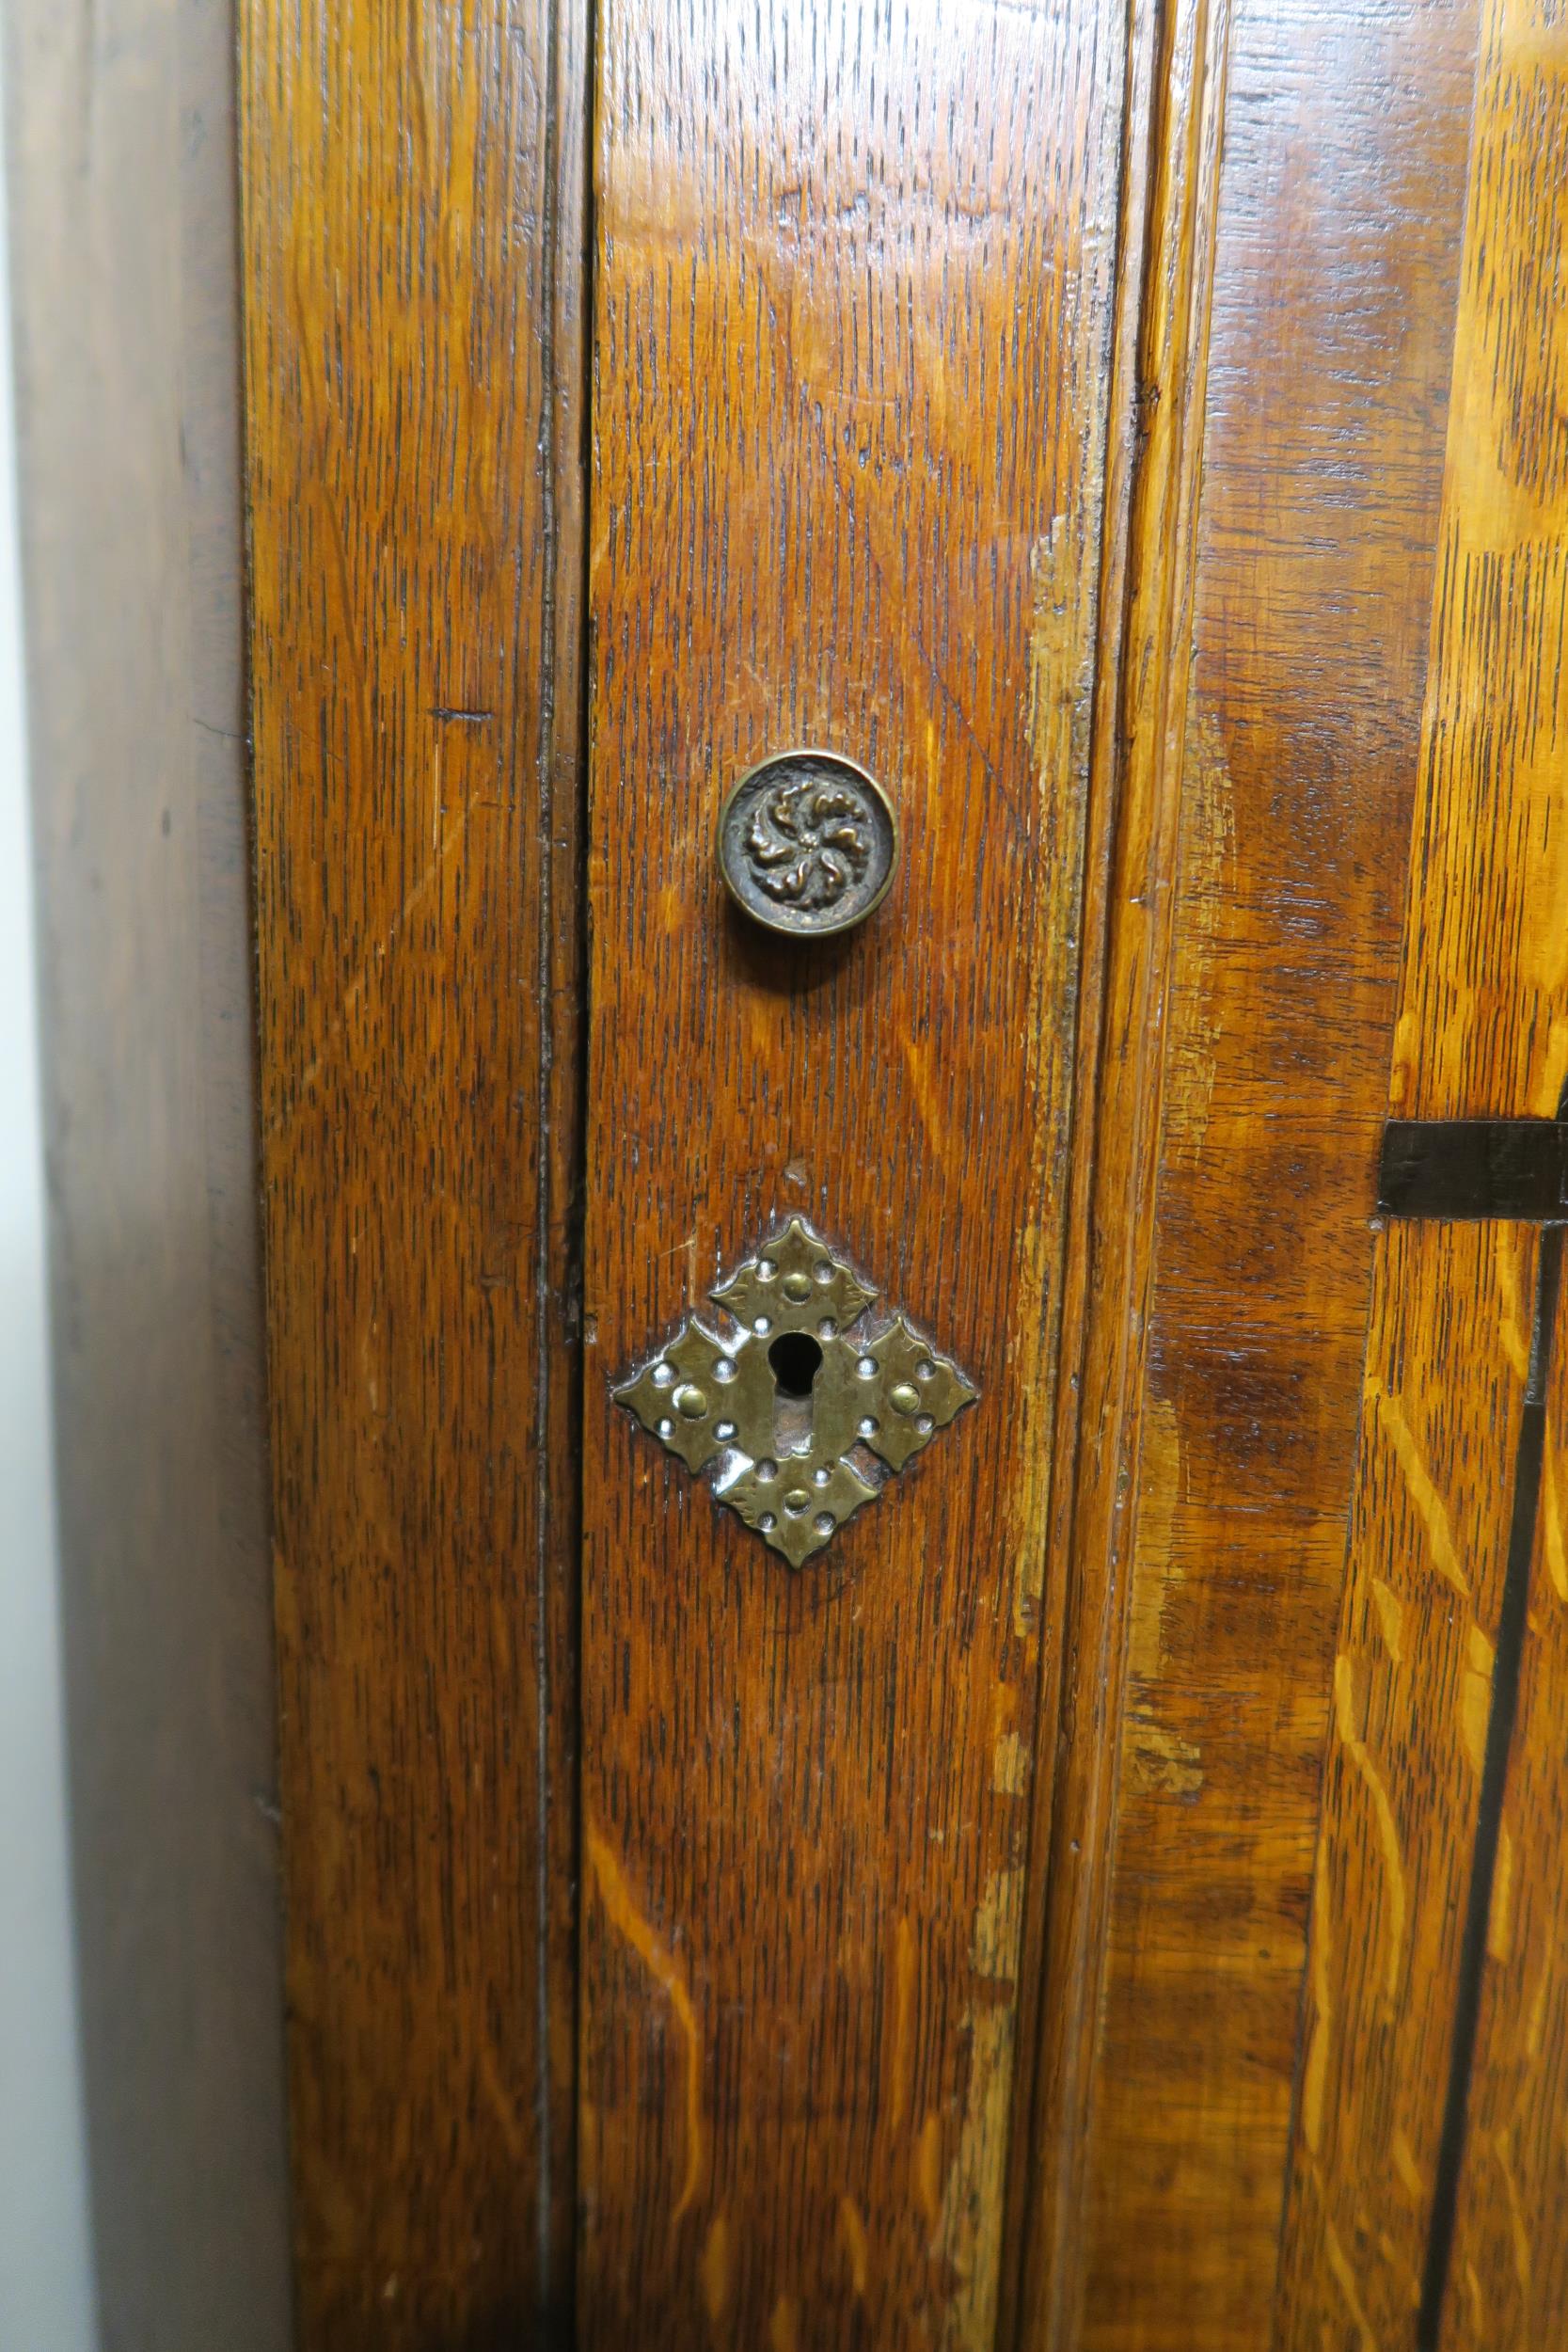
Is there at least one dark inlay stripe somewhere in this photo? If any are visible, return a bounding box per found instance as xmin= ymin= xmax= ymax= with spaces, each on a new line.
xmin=1379 ymin=1119 xmax=1568 ymax=1221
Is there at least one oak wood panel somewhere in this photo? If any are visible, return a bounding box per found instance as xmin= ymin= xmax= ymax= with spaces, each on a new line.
xmin=1009 ymin=0 xmax=1233 ymax=2338
xmin=1274 ymin=1219 xmax=1539 ymax=2345
xmin=1074 ymin=5 xmax=1482 ymax=2345
xmin=5 ymin=5 xmax=290 ymax=2344
xmin=1443 ymin=1259 xmax=1568 ymax=2349
xmin=1277 ymin=7 xmax=1568 ymax=2341
xmin=242 ymin=3 xmax=589 ymax=2339
xmin=578 ymin=4 xmax=1127 ymax=2343
xmin=1389 ymin=0 xmax=1568 ymax=1126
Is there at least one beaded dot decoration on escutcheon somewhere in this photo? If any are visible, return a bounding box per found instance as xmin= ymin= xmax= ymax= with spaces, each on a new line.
xmin=613 ymin=1216 xmax=977 ymax=1566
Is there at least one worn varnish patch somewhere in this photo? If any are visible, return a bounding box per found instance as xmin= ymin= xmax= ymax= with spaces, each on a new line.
xmin=577 ymin=0 xmax=1126 ymax=2341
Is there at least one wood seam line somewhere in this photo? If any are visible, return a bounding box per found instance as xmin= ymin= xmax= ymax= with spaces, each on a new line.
xmin=1005 ymin=0 xmax=1235 ymax=2341
xmin=558 ymin=0 xmax=598 ymax=2332
xmin=989 ymin=0 xmax=1160 ymax=2327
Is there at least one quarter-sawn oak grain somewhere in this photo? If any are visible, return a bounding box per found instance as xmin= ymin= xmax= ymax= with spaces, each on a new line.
xmin=230 ymin=0 xmax=1568 ymax=2344
xmin=1008 ymin=0 xmax=1233 ymax=2338
xmin=1278 ymin=3 xmax=1568 ymax=2341
xmin=1070 ymin=5 xmax=1482 ymax=2346
xmin=1275 ymin=1220 xmax=1539 ymax=2345
xmin=578 ymin=4 xmax=1126 ymax=2344
xmin=1443 ymin=1265 xmax=1568 ymax=2350
xmin=242 ymin=3 xmax=590 ymax=2340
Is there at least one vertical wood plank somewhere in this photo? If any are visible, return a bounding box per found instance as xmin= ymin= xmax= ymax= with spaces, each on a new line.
xmin=1009 ymin=0 xmax=1233 ymax=2337
xmin=6 ymin=4 xmax=290 ymax=2344
xmin=1389 ymin=0 xmax=1568 ymax=1125
xmin=579 ymin=4 xmax=1126 ymax=2343
xmin=1072 ymin=4 xmax=1481 ymax=2344
xmin=241 ymin=4 xmax=589 ymax=2340
xmin=1276 ymin=4 xmax=1568 ymax=2342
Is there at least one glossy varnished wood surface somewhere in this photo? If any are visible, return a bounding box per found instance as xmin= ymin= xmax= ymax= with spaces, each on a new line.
xmin=6 ymin=6 xmax=290 ymax=2344
xmin=230 ymin=0 xmax=1568 ymax=2341
xmin=578 ymin=4 xmax=1126 ymax=2343
xmin=1445 ymin=1267 xmax=1568 ymax=2348
xmin=1388 ymin=0 xmax=1568 ymax=1126
xmin=242 ymin=3 xmax=589 ymax=2339
xmin=1072 ymin=4 xmax=1481 ymax=2345
xmin=1275 ymin=1219 xmax=1538 ymax=2343
xmin=1008 ymin=0 xmax=1232 ymax=2336
xmin=1277 ymin=5 xmax=1568 ymax=2342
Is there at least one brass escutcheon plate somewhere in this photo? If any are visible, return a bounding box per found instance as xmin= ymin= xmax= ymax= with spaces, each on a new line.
xmin=613 ymin=1216 xmax=976 ymax=1566
xmin=718 ymin=750 xmax=897 ymax=937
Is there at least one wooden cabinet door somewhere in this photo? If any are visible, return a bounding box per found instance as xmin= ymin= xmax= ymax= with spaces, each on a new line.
xmin=24 ymin=0 xmax=1564 ymax=2347
xmin=239 ymin=2 xmax=1568 ymax=2346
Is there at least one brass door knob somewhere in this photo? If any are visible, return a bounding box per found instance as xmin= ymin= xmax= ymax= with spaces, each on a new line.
xmin=718 ymin=750 xmax=897 ymax=936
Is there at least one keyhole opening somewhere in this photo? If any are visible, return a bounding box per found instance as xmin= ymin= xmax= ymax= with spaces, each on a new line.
xmin=768 ymin=1331 xmax=823 ymax=1399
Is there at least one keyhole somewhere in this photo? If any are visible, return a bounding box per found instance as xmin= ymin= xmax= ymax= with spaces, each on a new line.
xmin=768 ymin=1331 xmax=823 ymax=1455
xmin=768 ymin=1331 xmax=823 ymax=1398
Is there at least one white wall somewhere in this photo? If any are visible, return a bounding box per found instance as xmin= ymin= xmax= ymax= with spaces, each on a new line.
xmin=0 ymin=56 xmax=99 ymax=2352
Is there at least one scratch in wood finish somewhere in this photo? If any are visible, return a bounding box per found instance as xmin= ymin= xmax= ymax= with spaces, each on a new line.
xmin=585 ymin=1825 xmax=705 ymax=2229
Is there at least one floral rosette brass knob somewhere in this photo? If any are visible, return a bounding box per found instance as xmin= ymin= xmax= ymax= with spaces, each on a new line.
xmin=718 ymin=750 xmax=897 ymax=937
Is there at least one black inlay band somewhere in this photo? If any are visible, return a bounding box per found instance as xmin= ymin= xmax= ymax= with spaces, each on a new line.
xmin=1379 ymin=1119 xmax=1568 ymax=1221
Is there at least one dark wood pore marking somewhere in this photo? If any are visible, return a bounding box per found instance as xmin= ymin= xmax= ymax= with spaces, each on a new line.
xmin=579 ymin=2 xmax=1126 ymax=2343
xmin=242 ymin=2 xmax=591 ymax=2341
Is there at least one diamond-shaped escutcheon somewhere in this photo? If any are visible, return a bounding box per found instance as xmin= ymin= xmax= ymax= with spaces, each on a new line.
xmin=613 ymin=1218 xmax=977 ymax=1565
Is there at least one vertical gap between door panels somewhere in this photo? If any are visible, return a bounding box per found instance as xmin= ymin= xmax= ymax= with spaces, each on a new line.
xmin=532 ymin=0 xmax=597 ymax=2332
xmin=562 ymin=0 xmax=600 ymax=2336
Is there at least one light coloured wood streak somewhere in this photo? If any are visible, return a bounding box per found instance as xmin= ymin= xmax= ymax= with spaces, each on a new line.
xmin=578 ymin=3 xmax=1125 ymax=2343
xmin=1444 ymin=1267 xmax=1568 ymax=2349
xmin=1275 ymin=1219 xmax=1538 ymax=2345
xmin=1076 ymin=3 xmax=1481 ymax=2345
xmin=242 ymin=3 xmax=589 ymax=2339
